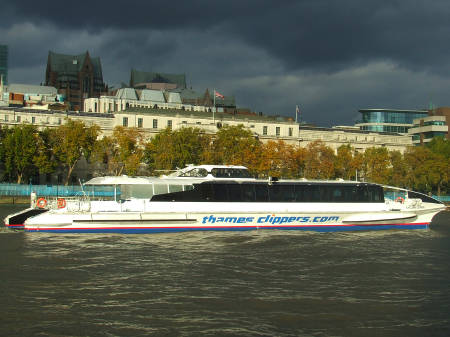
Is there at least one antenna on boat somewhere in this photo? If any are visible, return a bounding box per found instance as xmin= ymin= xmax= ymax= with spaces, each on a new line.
xmin=268 ymin=176 xmax=279 ymax=185
xmin=78 ymin=178 xmax=88 ymax=199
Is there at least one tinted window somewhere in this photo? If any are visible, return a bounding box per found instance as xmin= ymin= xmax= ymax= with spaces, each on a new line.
xmin=213 ymin=184 xmax=228 ymax=201
xmin=241 ymin=184 xmax=255 ymax=201
xmin=408 ymin=191 xmax=442 ymax=204
xmin=228 ymin=184 xmax=242 ymax=202
xmin=255 ymin=184 xmax=269 ymax=202
xmin=269 ymin=185 xmax=295 ymax=202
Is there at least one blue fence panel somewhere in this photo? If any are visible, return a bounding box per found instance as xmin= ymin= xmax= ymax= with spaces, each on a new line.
xmin=0 ymin=184 xmax=116 ymax=197
xmin=433 ymin=195 xmax=450 ymax=203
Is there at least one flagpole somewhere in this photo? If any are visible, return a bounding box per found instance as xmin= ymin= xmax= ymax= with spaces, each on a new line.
xmin=213 ymin=89 xmax=216 ymax=124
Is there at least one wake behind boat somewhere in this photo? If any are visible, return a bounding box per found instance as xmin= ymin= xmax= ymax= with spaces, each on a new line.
xmin=4 ymin=165 xmax=446 ymax=233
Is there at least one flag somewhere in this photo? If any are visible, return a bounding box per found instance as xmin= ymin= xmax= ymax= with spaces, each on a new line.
xmin=215 ymin=91 xmax=224 ymax=99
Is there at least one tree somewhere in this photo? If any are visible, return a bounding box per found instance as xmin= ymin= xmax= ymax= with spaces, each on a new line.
xmin=210 ymin=125 xmax=262 ymax=173
xmin=388 ymin=150 xmax=409 ymax=188
xmin=426 ymin=136 xmax=450 ymax=159
xmin=52 ymin=119 xmax=100 ymax=185
xmin=97 ymin=126 xmax=144 ymax=176
xmin=3 ymin=124 xmax=40 ymax=184
xmin=334 ymin=144 xmax=354 ymax=180
xmin=362 ymin=147 xmax=390 ymax=184
xmin=33 ymin=128 xmax=57 ymax=177
xmin=258 ymin=140 xmax=304 ymax=178
xmin=144 ymin=127 xmax=211 ymax=173
xmin=303 ymin=141 xmax=335 ymax=179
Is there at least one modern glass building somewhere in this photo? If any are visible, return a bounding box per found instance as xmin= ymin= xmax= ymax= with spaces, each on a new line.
xmin=0 ymin=45 xmax=7 ymax=85
xmin=355 ymin=109 xmax=428 ymax=134
xmin=408 ymin=115 xmax=448 ymax=145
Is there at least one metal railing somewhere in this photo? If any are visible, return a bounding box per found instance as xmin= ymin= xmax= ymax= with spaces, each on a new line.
xmin=0 ymin=183 xmax=115 ymax=198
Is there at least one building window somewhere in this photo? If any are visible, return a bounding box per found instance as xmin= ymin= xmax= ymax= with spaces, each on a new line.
xmin=123 ymin=117 xmax=128 ymax=127
xmin=263 ymin=126 xmax=268 ymax=135
xmin=32 ymin=117 xmax=36 ymax=124
xmin=153 ymin=119 xmax=158 ymax=129
xmin=16 ymin=116 xmax=21 ymax=123
xmin=138 ymin=118 xmax=143 ymax=128
xmin=5 ymin=115 xmax=8 ymax=122
xmin=182 ymin=121 xmax=187 ymax=124
xmin=288 ymin=127 xmax=293 ymax=137
xmin=276 ymin=127 xmax=280 ymax=136
xmin=167 ymin=120 xmax=173 ymax=129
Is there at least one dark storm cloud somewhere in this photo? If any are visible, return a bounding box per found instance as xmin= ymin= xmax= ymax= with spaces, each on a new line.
xmin=5 ymin=0 xmax=450 ymax=74
xmin=2 ymin=0 xmax=450 ymax=126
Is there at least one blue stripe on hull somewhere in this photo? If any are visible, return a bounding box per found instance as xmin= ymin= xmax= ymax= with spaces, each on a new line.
xmin=4 ymin=224 xmax=25 ymax=230
xmin=24 ymin=223 xmax=429 ymax=234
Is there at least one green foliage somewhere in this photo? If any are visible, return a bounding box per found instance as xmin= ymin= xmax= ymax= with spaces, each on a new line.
xmin=144 ymin=127 xmax=211 ymax=173
xmin=304 ymin=141 xmax=336 ymax=179
xmin=426 ymin=137 xmax=450 ymax=159
xmin=0 ymin=121 xmax=448 ymax=194
xmin=2 ymin=124 xmax=39 ymax=183
xmin=362 ymin=147 xmax=390 ymax=184
xmin=93 ymin=126 xmax=143 ymax=176
xmin=210 ymin=125 xmax=262 ymax=172
xmin=33 ymin=128 xmax=57 ymax=175
xmin=52 ymin=119 xmax=100 ymax=185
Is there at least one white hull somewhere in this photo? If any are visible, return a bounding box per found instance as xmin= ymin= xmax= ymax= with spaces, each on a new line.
xmin=23 ymin=201 xmax=445 ymax=233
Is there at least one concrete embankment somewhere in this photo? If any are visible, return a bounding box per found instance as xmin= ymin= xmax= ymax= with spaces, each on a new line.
xmin=0 ymin=196 xmax=30 ymax=204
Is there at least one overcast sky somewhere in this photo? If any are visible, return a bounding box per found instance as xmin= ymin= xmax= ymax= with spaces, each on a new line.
xmin=1 ymin=0 xmax=450 ymax=126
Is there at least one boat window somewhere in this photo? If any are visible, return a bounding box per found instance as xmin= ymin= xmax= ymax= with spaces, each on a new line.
xmin=241 ymin=184 xmax=256 ymax=202
xmin=408 ymin=191 xmax=443 ymax=204
xmin=228 ymin=184 xmax=242 ymax=201
xmin=150 ymin=182 xmax=385 ymax=203
xmin=213 ymin=184 xmax=228 ymax=201
xmin=269 ymin=185 xmax=295 ymax=202
xmin=211 ymin=168 xmax=251 ymax=178
xmin=255 ymin=184 xmax=269 ymax=201
xmin=179 ymin=168 xmax=208 ymax=177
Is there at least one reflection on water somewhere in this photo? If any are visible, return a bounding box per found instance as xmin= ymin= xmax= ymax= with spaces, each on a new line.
xmin=1 ymin=205 xmax=449 ymax=336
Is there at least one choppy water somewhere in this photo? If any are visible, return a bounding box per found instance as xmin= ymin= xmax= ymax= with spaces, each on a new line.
xmin=1 ymin=204 xmax=450 ymax=337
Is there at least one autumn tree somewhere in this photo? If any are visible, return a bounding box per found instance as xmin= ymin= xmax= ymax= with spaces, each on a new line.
xmin=362 ymin=147 xmax=390 ymax=184
xmin=210 ymin=125 xmax=262 ymax=173
xmin=93 ymin=126 xmax=144 ymax=176
xmin=258 ymin=140 xmax=304 ymax=178
xmin=388 ymin=150 xmax=409 ymax=188
xmin=144 ymin=127 xmax=211 ymax=173
xmin=52 ymin=119 xmax=100 ymax=185
xmin=334 ymin=144 xmax=355 ymax=180
xmin=303 ymin=140 xmax=335 ymax=179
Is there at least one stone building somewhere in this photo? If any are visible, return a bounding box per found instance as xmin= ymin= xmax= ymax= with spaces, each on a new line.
xmin=45 ymin=51 xmax=107 ymax=111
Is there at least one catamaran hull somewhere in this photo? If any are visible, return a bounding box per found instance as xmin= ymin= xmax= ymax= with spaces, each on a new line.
xmin=22 ymin=208 xmax=441 ymax=233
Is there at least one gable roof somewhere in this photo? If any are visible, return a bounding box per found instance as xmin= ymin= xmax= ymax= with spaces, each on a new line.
xmin=130 ymin=69 xmax=186 ymax=88
xmin=47 ymin=51 xmax=103 ymax=80
xmin=116 ymin=88 xmax=138 ymax=100
xmin=7 ymin=84 xmax=57 ymax=95
xmin=139 ymin=89 xmax=165 ymax=102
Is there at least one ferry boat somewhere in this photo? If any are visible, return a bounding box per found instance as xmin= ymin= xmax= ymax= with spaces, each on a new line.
xmin=4 ymin=165 xmax=446 ymax=233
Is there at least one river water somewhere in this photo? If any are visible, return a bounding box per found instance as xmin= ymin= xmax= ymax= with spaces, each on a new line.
xmin=1 ymin=204 xmax=449 ymax=337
